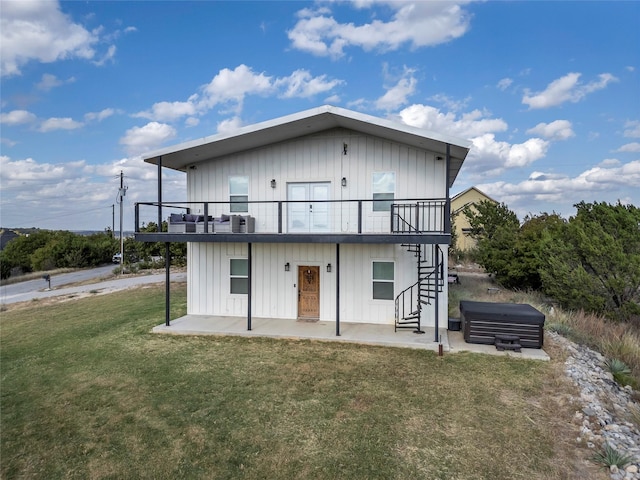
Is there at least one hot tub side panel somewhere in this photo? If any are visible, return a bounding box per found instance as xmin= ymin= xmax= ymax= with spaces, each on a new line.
xmin=460 ymin=301 xmax=545 ymax=348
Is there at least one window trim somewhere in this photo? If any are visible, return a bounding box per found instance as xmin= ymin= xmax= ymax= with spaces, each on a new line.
xmin=372 ymin=260 xmax=395 ymax=300
xmin=229 ymin=258 xmax=248 ymax=295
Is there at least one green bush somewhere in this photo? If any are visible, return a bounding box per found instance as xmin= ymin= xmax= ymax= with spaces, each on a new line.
xmin=591 ymin=443 xmax=634 ymax=469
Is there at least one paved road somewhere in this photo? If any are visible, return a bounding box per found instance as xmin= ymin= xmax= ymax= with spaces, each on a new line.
xmin=0 ymin=265 xmax=116 ymax=297
xmin=0 ymin=266 xmax=186 ymax=305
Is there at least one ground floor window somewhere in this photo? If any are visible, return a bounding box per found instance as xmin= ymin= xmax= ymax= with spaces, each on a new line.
xmin=372 ymin=261 xmax=394 ymax=300
xmin=230 ymin=258 xmax=248 ymax=294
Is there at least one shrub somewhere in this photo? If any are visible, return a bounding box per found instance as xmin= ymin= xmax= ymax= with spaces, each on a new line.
xmin=604 ymin=358 xmax=633 ymax=387
xmin=591 ymin=443 xmax=634 ymax=469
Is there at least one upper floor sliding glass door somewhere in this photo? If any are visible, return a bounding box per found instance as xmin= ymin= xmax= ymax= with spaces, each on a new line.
xmin=287 ymin=182 xmax=330 ymax=233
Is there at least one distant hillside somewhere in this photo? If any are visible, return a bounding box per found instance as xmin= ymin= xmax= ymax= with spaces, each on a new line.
xmin=0 ymin=228 xmax=133 ymax=251
xmin=0 ymin=228 xmax=38 ymax=251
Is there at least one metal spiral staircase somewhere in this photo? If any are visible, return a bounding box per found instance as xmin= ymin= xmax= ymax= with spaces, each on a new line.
xmin=391 ymin=203 xmax=445 ymax=334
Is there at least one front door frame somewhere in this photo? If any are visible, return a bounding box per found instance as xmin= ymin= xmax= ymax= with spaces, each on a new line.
xmin=297 ymin=265 xmax=320 ymax=320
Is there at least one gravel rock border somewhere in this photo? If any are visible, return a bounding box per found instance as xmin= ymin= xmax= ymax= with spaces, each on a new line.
xmin=549 ymin=331 xmax=640 ymax=480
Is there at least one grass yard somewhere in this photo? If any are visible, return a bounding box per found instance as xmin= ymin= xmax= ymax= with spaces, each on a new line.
xmin=1 ymin=284 xmax=603 ymax=479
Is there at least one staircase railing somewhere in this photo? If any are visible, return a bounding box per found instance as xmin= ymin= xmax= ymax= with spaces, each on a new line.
xmin=393 ymin=203 xmax=446 ymax=334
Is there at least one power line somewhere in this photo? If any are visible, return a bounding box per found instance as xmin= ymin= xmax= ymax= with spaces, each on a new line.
xmin=16 ymin=205 xmax=114 ymax=225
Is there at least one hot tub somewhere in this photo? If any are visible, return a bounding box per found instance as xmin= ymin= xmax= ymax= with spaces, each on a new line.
xmin=460 ymin=300 xmax=545 ymax=349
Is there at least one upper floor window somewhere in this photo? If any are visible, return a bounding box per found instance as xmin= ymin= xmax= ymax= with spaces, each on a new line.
xmin=229 ymin=176 xmax=248 ymax=212
xmin=372 ymin=172 xmax=395 ymax=212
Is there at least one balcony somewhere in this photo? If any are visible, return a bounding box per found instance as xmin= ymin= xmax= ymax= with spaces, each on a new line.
xmin=134 ymin=198 xmax=451 ymax=245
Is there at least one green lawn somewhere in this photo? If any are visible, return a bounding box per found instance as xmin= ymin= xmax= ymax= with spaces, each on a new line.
xmin=1 ymin=285 xmax=597 ymax=479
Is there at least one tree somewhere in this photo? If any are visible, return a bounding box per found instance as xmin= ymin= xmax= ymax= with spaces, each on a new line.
xmin=462 ymin=201 xmax=520 ymax=286
xmin=509 ymin=213 xmax=565 ymax=290
xmin=0 ymin=230 xmax=53 ymax=276
xmin=539 ymin=202 xmax=640 ymax=321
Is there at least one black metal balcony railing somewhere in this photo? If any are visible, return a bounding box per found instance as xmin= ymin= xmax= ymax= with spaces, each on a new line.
xmin=135 ymin=198 xmax=449 ymax=235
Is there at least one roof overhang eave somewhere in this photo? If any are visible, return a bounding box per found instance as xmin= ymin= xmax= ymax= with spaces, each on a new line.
xmin=142 ymin=105 xmax=471 ymax=186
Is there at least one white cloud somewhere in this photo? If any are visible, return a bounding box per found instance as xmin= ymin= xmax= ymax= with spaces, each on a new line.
xmin=92 ymin=44 xmax=116 ymax=67
xmin=200 ymin=64 xmax=273 ymax=111
xmin=616 ymin=142 xmax=640 ymax=153
xmin=497 ymin=78 xmax=513 ymax=91
xmin=397 ymin=103 xmax=549 ymax=176
xmin=84 ymin=108 xmax=117 ymax=122
xmin=38 ymin=117 xmax=84 ymax=132
xmin=0 ymin=155 xmax=85 ymax=186
xmin=469 ymin=134 xmax=549 ymax=175
xmin=119 ymin=122 xmax=176 ymax=155
xmin=134 ymin=100 xmax=198 ymax=122
xmin=398 ymin=104 xmax=508 ymax=138
xmin=275 ymin=69 xmax=344 ymax=99
xmin=623 ymin=120 xmax=640 ymax=138
xmin=428 ymin=93 xmax=470 ymax=112
xmin=375 ymin=67 xmax=417 ymax=111
xmin=0 ymin=0 xmax=98 ymax=77
xmin=0 ymin=153 xmax=186 ymax=230
xmin=526 ymin=120 xmax=575 ymax=141
xmin=288 ymin=2 xmax=472 ymax=59
xmin=324 ymin=94 xmax=341 ymax=104
xmin=36 ymin=73 xmax=75 ymax=91
xmin=134 ymin=65 xmax=343 ymax=123
xmin=522 ymin=72 xmax=618 ymax=109
xmin=0 ymin=110 xmax=37 ymax=125
xmin=478 ymin=160 xmax=640 ymax=211
xmin=216 ymin=116 xmax=244 ymax=135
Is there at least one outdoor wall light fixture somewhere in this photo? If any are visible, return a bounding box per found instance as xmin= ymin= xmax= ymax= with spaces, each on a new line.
xmin=326 ymin=263 xmax=332 ymax=273
xmin=285 ymin=262 xmax=290 ymax=272
xmin=271 ymin=179 xmax=276 ymax=188
xmin=436 ymin=156 xmax=444 ymax=161
xmin=343 ymin=143 xmax=348 ymax=155
xmin=341 ymin=177 xmax=347 ymax=187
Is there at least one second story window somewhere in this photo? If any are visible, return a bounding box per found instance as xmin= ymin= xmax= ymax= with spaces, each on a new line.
xmin=229 ymin=175 xmax=248 ymax=212
xmin=372 ymin=172 xmax=395 ymax=212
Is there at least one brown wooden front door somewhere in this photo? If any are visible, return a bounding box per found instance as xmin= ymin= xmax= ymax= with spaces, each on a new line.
xmin=298 ymin=266 xmax=320 ymax=319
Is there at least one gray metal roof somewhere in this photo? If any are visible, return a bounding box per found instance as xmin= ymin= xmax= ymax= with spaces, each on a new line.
xmin=142 ymin=105 xmax=472 ymax=186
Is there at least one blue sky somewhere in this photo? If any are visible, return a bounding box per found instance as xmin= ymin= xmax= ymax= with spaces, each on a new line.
xmin=1 ymin=0 xmax=638 ymax=231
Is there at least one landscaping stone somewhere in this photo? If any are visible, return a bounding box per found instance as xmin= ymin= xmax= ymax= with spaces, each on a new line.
xmin=548 ymin=331 xmax=640 ymax=479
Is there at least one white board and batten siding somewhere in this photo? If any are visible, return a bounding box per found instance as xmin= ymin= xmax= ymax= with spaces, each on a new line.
xmin=187 ymin=242 xmax=449 ymax=327
xmin=186 ymin=128 xmax=447 ymax=229
xmin=185 ymin=127 xmax=449 ymax=327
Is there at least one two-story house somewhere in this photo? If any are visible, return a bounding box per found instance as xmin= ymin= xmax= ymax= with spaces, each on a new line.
xmin=135 ymin=105 xmax=471 ymax=340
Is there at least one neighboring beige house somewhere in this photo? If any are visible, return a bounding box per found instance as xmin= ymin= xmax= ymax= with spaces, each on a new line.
xmin=450 ymin=187 xmax=498 ymax=252
xmin=135 ymin=105 xmax=471 ymax=337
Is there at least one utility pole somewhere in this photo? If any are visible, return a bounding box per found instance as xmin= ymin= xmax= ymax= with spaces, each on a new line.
xmin=117 ymin=171 xmax=128 ymax=268
xmin=112 ymin=204 xmax=115 ymax=238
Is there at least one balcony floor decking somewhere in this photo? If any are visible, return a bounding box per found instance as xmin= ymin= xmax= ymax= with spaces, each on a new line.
xmin=135 ymin=231 xmax=452 ymax=244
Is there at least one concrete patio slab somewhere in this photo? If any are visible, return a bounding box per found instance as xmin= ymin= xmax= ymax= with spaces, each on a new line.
xmin=152 ymin=315 xmax=550 ymax=360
